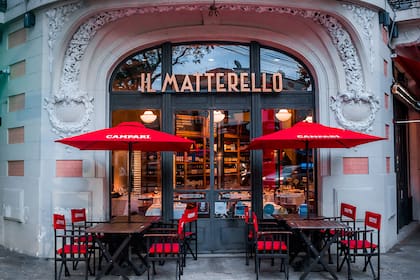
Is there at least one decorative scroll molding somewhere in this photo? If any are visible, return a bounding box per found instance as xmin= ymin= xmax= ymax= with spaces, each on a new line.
xmin=46 ymin=1 xmax=82 ymax=72
xmin=330 ymin=91 xmax=380 ymax=131
xmin=243 ymin=5 xmax=379 ymax=131
xmin=44 ymin=1 xmax=88 ymax=138
xmin=342 ymin=4 xmax=376 ymax=73
xmin=45 ymin=3 xmax=379 ymax=136
xmin=44 ymin=94 xmax=94 ymax=137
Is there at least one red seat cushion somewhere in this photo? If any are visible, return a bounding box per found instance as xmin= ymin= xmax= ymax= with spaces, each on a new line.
xmin=149 ymin=243 xmax=180 ymax=254
xmin=257 ymin=241 xmax=287 ymax=251
xmin=57 ymin=244 xmax=88 ymax=255
xmin=340 ymin=239 xmax=377 ymax=249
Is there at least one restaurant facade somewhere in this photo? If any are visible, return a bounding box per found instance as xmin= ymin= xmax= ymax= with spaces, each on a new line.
xmin=0 ymin=0 xmax=419 ymax=257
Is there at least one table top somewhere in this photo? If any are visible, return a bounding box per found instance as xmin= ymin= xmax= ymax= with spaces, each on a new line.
xmin=86 ymin=221 xmax=153 ymax=234
xmin=111 ymin=215 xmax=161 ymax=224
xmin=272 ymin=213 xmax=325 ymax=221
xmin=286 ymin=219 xmax=350 ymax=230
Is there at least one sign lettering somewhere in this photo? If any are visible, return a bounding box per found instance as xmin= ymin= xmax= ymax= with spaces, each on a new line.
xmin=140 ymin=72 xmax=283 ymax=93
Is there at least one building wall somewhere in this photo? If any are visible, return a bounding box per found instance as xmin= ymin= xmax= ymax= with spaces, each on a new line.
xmin=0 ymin=0 xmax=414 ymax=257
xmin=0 ymin=10 xmax=44 ymax=254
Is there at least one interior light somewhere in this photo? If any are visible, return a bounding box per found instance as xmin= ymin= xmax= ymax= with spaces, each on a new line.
xmin=275 ymin=109 xmax=292 ymax=122
xmin=213 ymin=110 xmax=225 ymax=123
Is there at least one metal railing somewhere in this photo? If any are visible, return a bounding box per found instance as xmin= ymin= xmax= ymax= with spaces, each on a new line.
xmin=388 ymin=0 xmax=420 ymax=10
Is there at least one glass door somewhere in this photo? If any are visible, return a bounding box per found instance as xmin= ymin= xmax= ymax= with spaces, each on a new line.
xmin=173 ymin=110 xmax=251 ymax=219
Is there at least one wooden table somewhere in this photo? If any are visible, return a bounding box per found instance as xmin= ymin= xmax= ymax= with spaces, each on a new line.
xmin=86 ymin=220 xmax=155 ymax=280
xmin=286 ymin=219 xmax=349 ymax=280
xmin=272 ymin=213 xmax=325 ymax=221
xmin=111 ymin=215 xmax=160 ymax=224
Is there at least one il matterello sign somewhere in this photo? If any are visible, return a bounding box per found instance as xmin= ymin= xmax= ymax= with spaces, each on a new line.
xmin=138 ymin=72 xmax=283 ymax=93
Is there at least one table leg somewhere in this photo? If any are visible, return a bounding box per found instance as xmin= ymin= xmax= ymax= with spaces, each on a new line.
xmin=298 ymin=230 xmax=339 ymax=280
xmin=94 ymin=234 xmax=131 ymax=280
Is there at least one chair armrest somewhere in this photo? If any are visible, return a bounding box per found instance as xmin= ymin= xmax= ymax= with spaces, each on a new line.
xmin=342 ymin=228 xmax=375 ymax=239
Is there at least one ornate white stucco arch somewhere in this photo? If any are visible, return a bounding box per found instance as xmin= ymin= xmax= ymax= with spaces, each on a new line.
xmin=44 ymin=2 xmax=380 ymax=137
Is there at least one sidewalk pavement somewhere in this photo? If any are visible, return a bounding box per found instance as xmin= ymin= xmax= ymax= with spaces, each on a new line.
xmin=1 ymin=222 xmax=419 ymax=280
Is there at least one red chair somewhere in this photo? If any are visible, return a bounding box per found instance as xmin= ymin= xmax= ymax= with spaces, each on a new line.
xmin=252 ymin=212 xmax=292 ymax=280
xmin=338 ymin=211 xmax=381 ymax=280
xmin=320 ymin=202 xmax=357 ymax=264
xmin=70 ymin=208 xmax=100 ymax=273
xmin=329 ymin=202 xmax=358 ymax=265
xmin=144 ymin=216 xmax=185 ymax=280
xmin=181 ymin=205 xmax=198 ymax=265
xmin=53 ymin=214 xmax=91 ymax=280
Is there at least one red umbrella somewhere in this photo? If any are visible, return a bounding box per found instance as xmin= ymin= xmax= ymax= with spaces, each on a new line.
xmin=248 ymin=121 xmax=385 ymax=150
xmin=56 ymin=121 xmax=194 ymax=221
xmin=56 ymin=121 xmax=194 ymax=151
xmin=249 ymin=121 xmax=385 ymax=217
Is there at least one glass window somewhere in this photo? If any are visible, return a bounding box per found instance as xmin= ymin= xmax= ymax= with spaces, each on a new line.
xmin=261 ymin=109 xmax=315 ymax=216
xmin=174 ymin=110 xmax=210 ymax=190
xmin=111 ymin=109 xmax=162 ymax=217
xmin=213 ymin=110 xmax=251 ymax=190
xmin=171 ymin=44 xmax=250 ymax=92
xmin=111 ymin=48 xmax=162 ymax=91
xmin=261 ymin=48 xmax=312 ymax=91
xmin=174 ymin=109 xmax=251 ymax=218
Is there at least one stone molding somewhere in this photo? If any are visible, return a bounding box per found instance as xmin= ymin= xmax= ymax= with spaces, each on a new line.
xmin=44 ymin=3 xmax=380 ymax=136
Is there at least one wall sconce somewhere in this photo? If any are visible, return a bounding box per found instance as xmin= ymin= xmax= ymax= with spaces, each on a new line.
xmin=24 ymin=12 xmax=35 ymax=28
xmin=379 ymin=10 xmax=390 ymax=27
xmin=140 ymin=110 xmax=157 ymax=123
xmin=0 ymin=0 xmax=7 ymax=13
xmin=275 ymin=109 xmax=292 ymax=122
xmin=213 ymin=110 xmax=225 ymax=123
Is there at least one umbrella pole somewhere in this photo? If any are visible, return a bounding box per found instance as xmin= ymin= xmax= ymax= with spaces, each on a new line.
xmin=128 ymin=143 xmax=133 ymax=223
xmin=305 ymin=141 xmax=310 ymax=219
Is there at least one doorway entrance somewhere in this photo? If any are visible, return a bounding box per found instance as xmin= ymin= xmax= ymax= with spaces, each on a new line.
xmin=174 ymin=109 xmax=251 ymax=252
xmin=394 ymin=99 xmax=412 ymax=230
xmin=109 ymin=41 xmax=315 ymax=252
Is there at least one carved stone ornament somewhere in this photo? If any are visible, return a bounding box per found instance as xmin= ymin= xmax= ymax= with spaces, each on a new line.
xmin=45 ymin=3 xmax=379 ymax=136
xmin=46 ymin=1 xmax=82 ymax=72
xmin=342 ymin=4 xmax=375 ymax=73
xmin=44 ymin=89 xmax=94 ymax=137
xmin=330 ymin=91 xmax=380 ymax=131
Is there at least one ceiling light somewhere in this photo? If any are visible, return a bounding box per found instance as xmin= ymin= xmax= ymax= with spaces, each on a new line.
xmin=140 ymin=110 xmax=157 ymax=123
xmin=275 ymin=109 xmax=292 ymax=122
xmin=213 ymin=110 xmax=225 ymax=123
